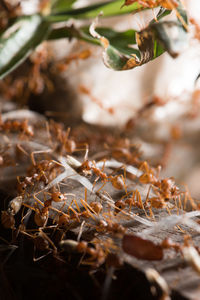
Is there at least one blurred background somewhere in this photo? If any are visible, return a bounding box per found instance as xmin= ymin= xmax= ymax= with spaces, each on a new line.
xmin=1 ymin=0 xmax=200 ymax=199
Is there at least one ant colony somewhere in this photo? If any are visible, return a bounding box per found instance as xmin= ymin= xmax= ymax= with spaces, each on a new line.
xmin=1 ymin=1 xmax=200 ymax=298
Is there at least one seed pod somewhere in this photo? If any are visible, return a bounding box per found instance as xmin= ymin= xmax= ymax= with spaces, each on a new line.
xmin=8 ymin=196 xmax=22 ymax=215
xmin=122 ymin=234 xmax=163 ymax=261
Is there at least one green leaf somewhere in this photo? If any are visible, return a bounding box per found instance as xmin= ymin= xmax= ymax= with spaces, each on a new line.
xmin=151 ymin=21 xmax=188 ymax=58
xmin=84 ymin=27 xmax=137 ymax=56
xmin=51 ymin=0 xmax=77 ymax=13
xmin=176 ymin=0 xmax=188 ymax=30
xmin=47 ymin=0 xmax=143 ymax=22
xmin=0 ymin=15 xmax=50 ymax=79
xmin=48 ymin=26 xmax=137 ymax=56
xmin=88 ymin=18 xmax=188 ymax=70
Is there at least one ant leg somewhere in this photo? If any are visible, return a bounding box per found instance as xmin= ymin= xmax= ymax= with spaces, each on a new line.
xmin=139 ymin=161 xmax=149 ymax=173
xmin=136 ymin=189 xmax=149 ymax=219
xmin=33 ymin=250 xmax=52 ymax=262
xmin=16 ymin=143 xmax=29 ymax=157
xmin=51 ymin=200 xmax=66 ymax=224
xmin=122 ymin=165 xmax=128 ymax=194
xmin=39 ymin=228 xmax=57 ymax=251
xmin=92 ymin=176 xmax=101 ymax=192
xmin=33 ymin=194 xmax=44 ymax=207
xmin=45 ymin=121 xmax=53 ymax=147
xmin=20 ymin=205 xmax=33 ymax=225
xmin=77 ymin=221 xmax=85 ymax=242
xmin=152 ymin=7 xmax=158 ymax=22
xmin=83 ymin=198 xmax=97 ymax=215
xmin=144 ymin=184 xmax=152 ymax=206
xmin=68 ymin=206 xmax=80 ymax=222
xmin=128 ymin=191 xmax=135 ymax=213
xmin=72 ymin=198 xmax=81 ymax=213
xmin=183 ymin=192 xmax=188 ymax=211
xmin=120 ymin=173 xmax=128 ymax=194
xmin=50 ymin=205 xmax=70 ymax=223
xmin=85 ymin=188 xmax=87 ymax=203
xmin=94 ymin=181 xmax=106 ymax=194
xmin=178 ymin=194 xmax=183 ymax=210
xmin=100 ymin=158 xmax=106 ymax=172
xmin=80 ymin=199 xmax=96 ymax=219
xmin=22 ymin=202 xmax=37 ymax=212
xmin=30 ymin=149 xmax=52 ymax=166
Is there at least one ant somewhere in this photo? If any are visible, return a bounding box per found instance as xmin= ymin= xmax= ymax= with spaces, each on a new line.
xmin=139 ymin=161 xmax=179 ymax=201
xmin=1 ymin=210 xmax=15 ymax=229
xmin=124 ymin=190 xmax=145 ymax=210
xmin=160 ymin=237 xmax=180 ymax=252
xmin=90 ymin=201 xmax=103 ymax=214
xmin=48 ymin=120 xmax=88 ymax=156
xmin=190 ymin=18 xmax=200 ymax=41
xmin=20 ymin=227 xmax=58 ymax=261
xmin=123 ymin=0 xmax=178 ymax=9
xmin=26 ymin=157 xmax=62 ymax=190
xmin=28 ymin=45 xmax=53 ymax=95
xmin=0 ymin=117 xmax=34 ymax=137
xmin=56 ymin=49 xmax=92 ymax=72
xmin=96 ymin=219 xmax=126 ymax=235
xmin=77 ymin=159 xmax=127 ymax=192
xmin=79 ymin=85 xmax=114 ymax=115
xmin=60 ymin=239 xmax=106 ymax=267
xmin=21 ymin=190 xmax=68 ymax=228
xmin=0 ymin=0 xmax=20 ymax=30
xmin=108 ymin=138 xmax=141 ymax=165
xmin=118 ymin=190 xmax=150 ymax=219
xmin=34 ymin=204 xmax=49 ymax=227
xmin=77 ymin=240 xmax=106 ymax=267
xmin=160 ymin=235 xmax=200 ymax=274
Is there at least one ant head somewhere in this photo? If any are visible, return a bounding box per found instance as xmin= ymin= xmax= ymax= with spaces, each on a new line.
xmin=51 ymin=191 xmax=65 ymax=202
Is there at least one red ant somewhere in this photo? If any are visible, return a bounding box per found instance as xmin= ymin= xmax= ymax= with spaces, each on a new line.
xmin=0 ymin=117 xmax=34 ymax=137
xmin=139 ymin=161 xmax=179 ymax=200
xmin=56 ymin=49 xmax=92 ymax=72
xmin=123 ymin=0 xmax=178 ymax=9
xmin=96 ymin=219 xmax=126 ymax=235
xmin=1 ymin=210 xmax=15 ymax=229
xmin=77 ymin=159 xmax=127 ymax=192
xmin=20 ymin=227 xmax=58 ymax=261
xmin=60 ymin=239 xmax=106 ymax=267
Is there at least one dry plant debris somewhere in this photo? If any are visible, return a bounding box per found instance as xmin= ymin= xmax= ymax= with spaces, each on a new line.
xmin=0 ymin=108 xmax=200 ymax=299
